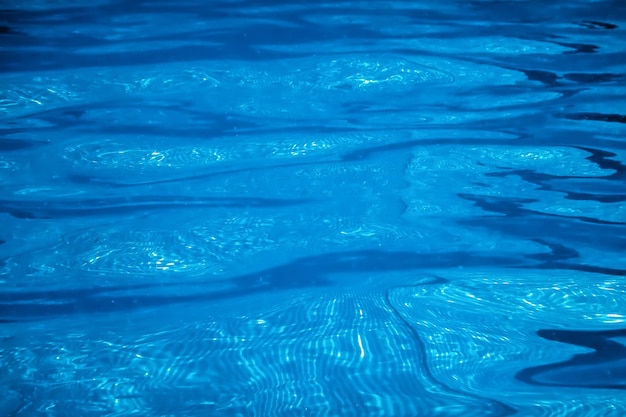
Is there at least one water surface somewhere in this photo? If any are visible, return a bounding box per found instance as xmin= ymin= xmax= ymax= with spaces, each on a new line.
xmin=1 ymin=1 xmax=625 ymax=416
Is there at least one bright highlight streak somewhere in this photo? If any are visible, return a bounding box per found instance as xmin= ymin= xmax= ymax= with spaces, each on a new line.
xmin=357 ymin=334 xmax=365 ymax=359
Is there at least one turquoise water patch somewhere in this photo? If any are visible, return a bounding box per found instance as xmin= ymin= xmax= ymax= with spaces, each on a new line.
xmin=1 ymin=0 xmax=625 ymax=416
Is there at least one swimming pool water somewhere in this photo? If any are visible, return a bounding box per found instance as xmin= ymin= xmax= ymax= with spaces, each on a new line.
xmin=1 ymin=0 xmax=625 ymax=416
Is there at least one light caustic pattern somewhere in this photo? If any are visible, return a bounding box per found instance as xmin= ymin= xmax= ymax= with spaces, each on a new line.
xmin=0 ymin=0 xmax=625 ymax=416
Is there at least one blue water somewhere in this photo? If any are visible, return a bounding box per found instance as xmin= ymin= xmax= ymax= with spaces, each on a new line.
xmin=1 ymin=0 xmax=625 ymax=416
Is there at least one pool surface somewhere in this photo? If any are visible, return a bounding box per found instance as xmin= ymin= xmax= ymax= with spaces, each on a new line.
xmin=1 ymin=1 xmax=625 ymax=416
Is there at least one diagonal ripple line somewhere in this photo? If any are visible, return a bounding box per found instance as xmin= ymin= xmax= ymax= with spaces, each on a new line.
xmin=384 ymin=275 xmax=518 ymax=416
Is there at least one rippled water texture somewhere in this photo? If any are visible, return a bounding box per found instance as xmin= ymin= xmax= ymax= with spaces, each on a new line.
xmin=1 ymin=1 xmax=625 ymax=416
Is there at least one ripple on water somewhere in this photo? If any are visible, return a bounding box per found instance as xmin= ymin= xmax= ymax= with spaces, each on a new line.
xmin=13 ymin=199 xmax=424 ymax=286
xmin=61 ymin=130 xmax=409 ymax=183
xmin=403 ymin=36 xmax=569 ymax=55
xmin=403 ymin=145 xmax=624 ymax=224
xmin=1 ymin=54 xmax=456 ymax=119
xmin=62 ymin=137 xmax=245 ymax=171
xmin=2 ymin=275 xmax=509 ymax=417
xmin=46 ymin=220 xmax=281 ymax=279
xmin=390 ymin=271 xmax=626 ymax=416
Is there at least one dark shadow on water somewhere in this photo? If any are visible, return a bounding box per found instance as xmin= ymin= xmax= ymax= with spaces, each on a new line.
xmin=2 ymin=245 xmax=623 ymax=322
xmin=0 ymin=138 xmax=48 ymax=151
xmin=0 ymin=195 xmax=310 ymax=219
xmin=0 ymin=249 xmax=527 ymax=321
xmin=561 ymin=112 xmax=626 ymax=124
xmin=516 ymin=328 xmax=626 ymax=390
